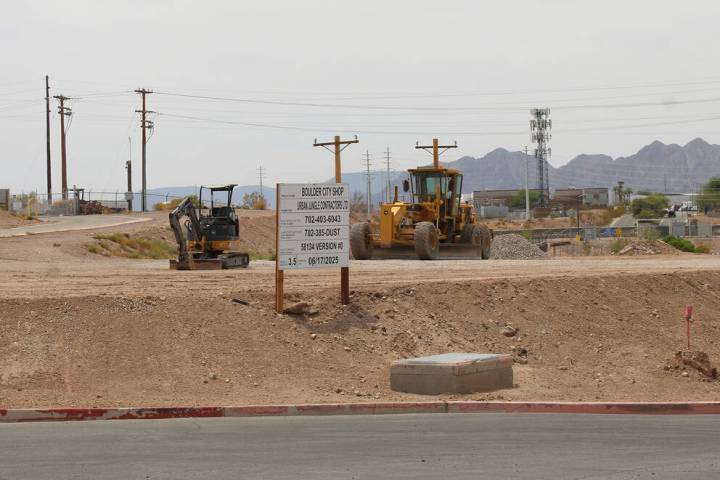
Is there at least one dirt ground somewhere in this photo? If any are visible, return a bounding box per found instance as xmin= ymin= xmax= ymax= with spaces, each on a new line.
xmin=1 ymin=211 xmax=720 ymax=408
xmin=0 ymin=210 xmax=36 ymax=228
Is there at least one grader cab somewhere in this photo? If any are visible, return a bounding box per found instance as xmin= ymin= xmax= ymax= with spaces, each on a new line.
xmin=350 ymin=139 xmax=492 ymax=260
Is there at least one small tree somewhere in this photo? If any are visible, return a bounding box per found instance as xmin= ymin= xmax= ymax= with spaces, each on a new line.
xmin=698 ymin=177 xmax=720 ymax=213
xmin=630 ymin=193 xmax=668 ymax=218
xmin=240 ymin=192 xmax=265 ymax=209
xmin=509 ymin=189 xmax=539 ymax=209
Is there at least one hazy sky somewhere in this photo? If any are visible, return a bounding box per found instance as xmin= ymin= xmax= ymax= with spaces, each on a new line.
xmin=3 ymin=0 xmax=720 ymax=194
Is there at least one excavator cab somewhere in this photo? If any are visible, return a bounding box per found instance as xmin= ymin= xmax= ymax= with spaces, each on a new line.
xmin=198 ymin=185 xmax=240 ymax=240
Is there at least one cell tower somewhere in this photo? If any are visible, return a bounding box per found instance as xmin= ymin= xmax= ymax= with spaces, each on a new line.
xmin=530 ymin=108 xmax=552 ymax=208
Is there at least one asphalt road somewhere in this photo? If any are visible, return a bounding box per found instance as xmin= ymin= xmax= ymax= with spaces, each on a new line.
xmin=1 ymin=413 xmax=719 ymax=479
xmin=0 ymin=214 xmax=150 ymax=237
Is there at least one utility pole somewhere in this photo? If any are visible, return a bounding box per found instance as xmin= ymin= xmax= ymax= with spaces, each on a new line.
xmin=134 ymin=88 xmax=153 ymax=212
xmin=126 ymin=136 xmax=133 ymax=211
xmin=53 ymin=94 xmax=72 ymax=200
xmin=384 ymin=147 xmax=391 ymax=203
xmin=363 ymin=150 xmax=373 ymax=214
xmin=45 ymin=75 xmax=52 ymax=204
xmin=416 ymin=138 xmax=457 ymax=169
xmin=257 ymin=165 xmax=265 ymax=198
xmin=313 ymin=135 xmax=359 ymax=306
xmin=530 ymin=108 xmax=552 ymax=208
xmin=524 ymin=146 xmax=530 ymax=220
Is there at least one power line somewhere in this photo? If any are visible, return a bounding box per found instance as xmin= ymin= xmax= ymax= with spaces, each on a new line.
xmin=384 ymin=147 xmax=391 ymax=203
xmin=53 ymin=94 xmax=72 ymax=200
xmin=154 ymin=90 xmax=720 ymax=112
xmin=155 ymin=111 xmax=720 ymax=136
xmin=363 ymin=150 xmax=373 ymax=214
xmin=257 ymin=165 xmax=265 ymax=198
xmin=45 ymin=76 xmax=52 ymax=204
xmin=135 ymin=88 xmax=153 ymax=212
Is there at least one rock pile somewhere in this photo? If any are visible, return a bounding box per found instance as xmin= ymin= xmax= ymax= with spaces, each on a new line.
xmin=616 ymin=240 xmax=678 ymax=256
xmin=489 ymin=234 xmax=548 ymax=260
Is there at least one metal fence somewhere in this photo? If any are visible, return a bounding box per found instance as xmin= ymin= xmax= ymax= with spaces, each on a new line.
xmin=494 ymin=223 xmax=718 ymax=244
xmin=7 ymin=189 xmax=241 ymax=216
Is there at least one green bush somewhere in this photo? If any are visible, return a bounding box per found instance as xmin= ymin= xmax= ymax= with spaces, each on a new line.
xmin=510 ymin=190 xmax=540 ymax=209
xmin=631 ymin=194 xmax=668 ymax=218
xmin=610 ymin=238 xmax=629 ymax=253
xmin=663 ymin=235 xmax=697 ymax=253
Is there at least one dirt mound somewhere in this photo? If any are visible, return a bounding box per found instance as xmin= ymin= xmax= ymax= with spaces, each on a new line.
xmin=237 ymin=213 xmax=275 ymax=257
xmin=667 ymin=351 xmax=718 ymax=379
xmin=490 ymin=234 xmax=548 ymax=260
xmin=616 ymin=240 xmax=678 ymax=256
xmin=3 ymin=269 xmax=720 ymax=407
xmin=0 ymin=210 xmax=36 ymax=228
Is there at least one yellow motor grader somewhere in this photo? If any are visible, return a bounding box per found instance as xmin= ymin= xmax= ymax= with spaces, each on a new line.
xmin=350 ymin=139 xmax=492 ymax=260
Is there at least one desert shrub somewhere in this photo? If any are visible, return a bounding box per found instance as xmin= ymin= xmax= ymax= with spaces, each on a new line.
xmin=663 ymin=235 xmax=697 ymax=253
xmin=153 ymin=195 xmax=199 ymax=211
xmin=610 ymin=238 xmax=629 ymax=253
xmin=253 ymin=196 xmax=267 ymax=210
xmin=695 ymin=244 xmax=711 ymax=254
xmin=87 ymin=233 xmax=176 ymax=259
xmin=639 ymin=227 xmax=661 ymax=242
xmin=596 ymin=206 xmax=626 ymax=226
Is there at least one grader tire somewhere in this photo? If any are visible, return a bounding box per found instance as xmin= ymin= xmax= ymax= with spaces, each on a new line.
xmin=414 ymin=222 xmax=439 ymax=260
xmin=477 ymin=224 xmax=492 ymax=259
xmin=350 ymin=223 xmax=373 ymax=260
xmin=460 ymin=223 xmax=479 ymax=244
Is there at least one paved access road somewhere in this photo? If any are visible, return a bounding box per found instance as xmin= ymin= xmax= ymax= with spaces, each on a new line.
xmin=1 ymin=413 xmax=719 ymax=479
xmin=0 ymin=214 xmax=150 ymax=237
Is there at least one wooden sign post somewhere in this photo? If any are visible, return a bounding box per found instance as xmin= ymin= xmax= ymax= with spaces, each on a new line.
xmin=313 ymin=135 xmax=358 ymax=305
xmin=685 ymin=305 xmax=694 ymax=351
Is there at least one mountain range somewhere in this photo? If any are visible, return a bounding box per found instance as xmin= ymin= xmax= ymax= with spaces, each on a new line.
xmin=337 ymin=138 xmax=720 ymax=203
xmin=149 ymin=138 xmax=720 ymax=209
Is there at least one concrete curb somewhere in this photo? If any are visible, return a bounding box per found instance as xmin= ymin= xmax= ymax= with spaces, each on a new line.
xmin=1 ymin=401 xmax=719 ymax=423
xmin=446 ymin=401 xmax=720 ymax=415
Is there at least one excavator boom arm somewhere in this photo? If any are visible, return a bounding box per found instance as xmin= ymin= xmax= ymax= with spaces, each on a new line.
xmin=169 ymin=197 xmax=204 ymax=261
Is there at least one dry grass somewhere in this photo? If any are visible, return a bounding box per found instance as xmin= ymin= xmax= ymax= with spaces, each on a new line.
xmin=85 ymin=233 xmax=177 ymax=259
xmin=153 ymin=198 xmax=183 ymax=211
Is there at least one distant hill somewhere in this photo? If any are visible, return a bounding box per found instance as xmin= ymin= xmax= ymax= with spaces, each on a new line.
xmin=338 ymin=138 xmax=720 ymax=200
xmin=148 ymin=138 xmax=720 ymax=210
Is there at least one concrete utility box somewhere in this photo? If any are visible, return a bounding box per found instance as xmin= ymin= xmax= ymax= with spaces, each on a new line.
xmin=390 ymin=353 xmax=513 ymax=395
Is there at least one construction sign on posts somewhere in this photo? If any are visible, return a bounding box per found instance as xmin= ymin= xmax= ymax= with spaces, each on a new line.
xmin=275 ymin=183 xmax=350 ymax=312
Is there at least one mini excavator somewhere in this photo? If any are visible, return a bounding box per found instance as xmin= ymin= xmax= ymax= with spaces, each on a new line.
xmin=168 ymin=184 xmax=250 ymax=270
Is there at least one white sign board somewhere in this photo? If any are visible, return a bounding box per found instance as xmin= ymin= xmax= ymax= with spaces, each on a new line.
xmin=277 ymin=183 xmax=349 ymax=269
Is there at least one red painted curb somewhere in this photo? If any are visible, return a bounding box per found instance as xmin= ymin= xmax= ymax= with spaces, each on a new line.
xmin=1 ymin=401 xmax=719 ymax=423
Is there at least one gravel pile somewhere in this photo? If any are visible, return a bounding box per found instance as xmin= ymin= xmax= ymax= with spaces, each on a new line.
xmin=489 ymin=234 xmax=548 ymax=260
